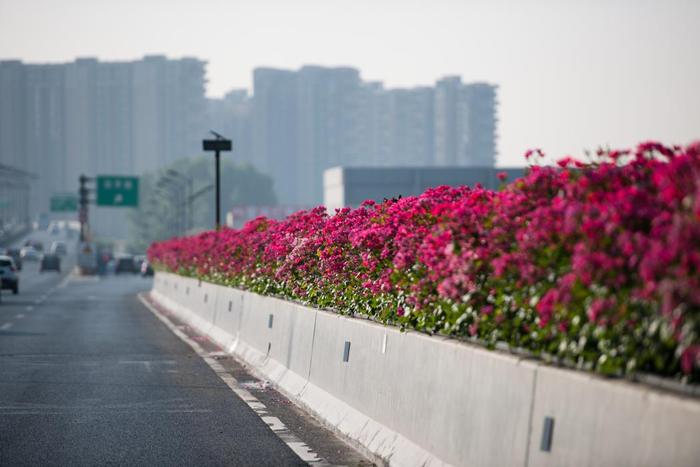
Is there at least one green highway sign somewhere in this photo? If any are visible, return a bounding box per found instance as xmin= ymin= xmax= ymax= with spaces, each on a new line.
xmin=50 ymin=194 xmax=78 ymax=212
xmin=96 ymin=175 xmax=139 ymax=207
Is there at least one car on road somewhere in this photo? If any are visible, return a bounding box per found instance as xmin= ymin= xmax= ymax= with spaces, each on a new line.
xmin=40 ymin=254 xmax=61 ymax=273
xmin=50 ymin=241 xmax=67 ymax=256
xmin=20 ymin=246 xmax=41 ymax=261
xmin=115 ymin=255 xmax=137 ymax=274
xmin=0 ymin=255 xmax=19 ymax=294
xmin=6 ymin=248 xmax=22 ymax=270
xmin=140 ymin=259 xmax=154 ymax=277
xmin=134 ymin=255 xmax=146 ymax=271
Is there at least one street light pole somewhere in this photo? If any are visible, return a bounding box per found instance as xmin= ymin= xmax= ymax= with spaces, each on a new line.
xmin=215 ymin=151 xmax=221 ymax=230
xmin=166 ymin=169 xmax=193 ymax=232
xmin=156 ymin=178 xmax=185 ymax=236
xmin=203 ymin=131 xmax=232 ymax=230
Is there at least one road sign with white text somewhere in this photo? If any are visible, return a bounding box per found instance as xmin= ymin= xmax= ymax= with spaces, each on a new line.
xmin=96 ymin=176 xmax=139 ymax=207
xmin=50 ymin=194 xmax=78 ymax=212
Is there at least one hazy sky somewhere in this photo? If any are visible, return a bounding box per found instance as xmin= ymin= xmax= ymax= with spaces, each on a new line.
xmin=1 ymin=0 xmax=698 ymax=166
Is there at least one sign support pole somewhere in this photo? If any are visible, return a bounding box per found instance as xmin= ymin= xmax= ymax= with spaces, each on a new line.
xmin=78 ymin=175 xmax=92 ymax=242
xmin=203 ymin=131 xmax=232 ymax=231
xmin=215 ymin=150 xmax=221 ymax=230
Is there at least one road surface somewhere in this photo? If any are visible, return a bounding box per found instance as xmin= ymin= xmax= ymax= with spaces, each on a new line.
xmin=0 ymin=232 xmax=370 ymax=466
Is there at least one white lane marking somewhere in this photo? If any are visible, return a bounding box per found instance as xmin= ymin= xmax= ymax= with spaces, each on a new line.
xmin=137 ymin=293 xmax=324 ymax=464
xmin=1 ymin=323 xmax=12 ymax=331
xmin=70 ymin=275 xmax=100 ymax=283
xmin=118 ymin=360 xmax=177 ymax=372
xmin=57 ymin=274 xmax=74 ymax=288
xmin=25 ymin=306 xmax=33 ymax=311
xmin=15 ymin=314 xmax=25 ymax=319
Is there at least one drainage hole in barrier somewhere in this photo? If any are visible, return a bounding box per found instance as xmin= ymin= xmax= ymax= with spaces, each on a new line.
xmin=268 ymin=314 xmax=274 ymax=329
xmin=186 ymin=287 xmax=189 ymax=295
xmin=228 ymin=301 xmax=232 ymax=312
xmin=343 ymin=341 xmax=351 ymax=362
xmin=204 ymin=294 xmax=208 ymax=303
xmin=267 ymin=342 xmax=271 ymax=355
xmin=540 ymin=416 xmax=555 ymax=452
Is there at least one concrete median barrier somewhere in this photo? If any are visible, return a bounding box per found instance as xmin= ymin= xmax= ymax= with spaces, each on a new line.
xmin=150 ymin=272 xmax=700 ymax=467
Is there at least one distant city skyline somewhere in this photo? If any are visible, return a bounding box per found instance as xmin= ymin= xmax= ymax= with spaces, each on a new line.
xmin=1 ymin=57 xmax=497 ymax=220
xmin=1 ymin=0 xmax=698 ymax=166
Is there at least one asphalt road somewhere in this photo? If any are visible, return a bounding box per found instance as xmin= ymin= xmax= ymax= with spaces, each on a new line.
xmin=0 ymin=247 xmax=309 ymax=465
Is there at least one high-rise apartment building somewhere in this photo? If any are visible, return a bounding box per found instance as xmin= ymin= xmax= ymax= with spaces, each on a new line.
xmin=131 ymin=55 xmax=206 ymax=174
xmin=295 ymin=66 xmax=363 ymax=204
xmin=434 ymin=76 xmax=498 ymax=166
xmin=385 ymin=87 xmax=435 ymax=166
xmin=0 ymin=61 xmax=27 ymax=173
xmin=246 ymin=66 xmax=374 ymax=205
xmin=462 ymin=83 xmax=497 ymax=166
xmin=251 ymin=68 xmax=299 ymax=204
xmin=25 ymin=64 xmax=67 ymax=212
xmin=207 ymin=89 xmax=253 ymax=167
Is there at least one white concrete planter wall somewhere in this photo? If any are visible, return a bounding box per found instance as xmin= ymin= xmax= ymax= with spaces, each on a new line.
xmin=151 ymin=272 xmax=700 ymax=467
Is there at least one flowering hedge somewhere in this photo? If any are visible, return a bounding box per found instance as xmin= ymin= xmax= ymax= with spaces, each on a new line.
xmin=149 ymin=142 xmax=700 ymax=381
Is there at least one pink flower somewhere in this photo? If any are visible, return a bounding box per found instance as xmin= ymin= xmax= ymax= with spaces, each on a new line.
xmin=680 ymin=346 xmax=700 ymax=374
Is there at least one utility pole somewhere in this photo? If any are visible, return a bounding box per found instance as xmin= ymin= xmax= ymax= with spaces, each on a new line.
xmin=156 ymin=178 xmax=185 ymax=236
xmin=202 ymin=131 xmax=232 ymax=230
xmin=166 ymin=169 xmax=193 ymax=233
xmin=78 ymin=174 xmax=92 ymax=242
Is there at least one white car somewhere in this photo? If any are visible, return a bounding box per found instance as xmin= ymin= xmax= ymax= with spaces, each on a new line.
xmin=20 ymin=246 xmax=41 ymax=261
xmin=0 ymin=255 xmax=19 ymax=294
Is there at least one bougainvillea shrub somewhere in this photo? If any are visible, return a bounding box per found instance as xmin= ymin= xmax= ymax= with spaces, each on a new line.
xmin=149 ymin=142 xmax=700 ymax=381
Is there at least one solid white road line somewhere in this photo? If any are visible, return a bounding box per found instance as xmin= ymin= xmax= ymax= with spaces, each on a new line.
xmin=1 ymin=323 xmax=13 ymax=331
xmin=137 ymin=292 xmax=325 ymax=465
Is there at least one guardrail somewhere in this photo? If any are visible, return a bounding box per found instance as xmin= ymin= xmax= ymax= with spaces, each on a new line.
xmin=150 ymin=272 xmax=700 ymax=467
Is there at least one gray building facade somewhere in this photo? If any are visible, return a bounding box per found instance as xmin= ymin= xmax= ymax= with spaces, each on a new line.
xmin=324 ymin=166 xmax=524 ymax=213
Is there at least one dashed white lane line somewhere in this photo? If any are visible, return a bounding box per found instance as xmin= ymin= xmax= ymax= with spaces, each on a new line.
xmin=57 ymin=273 xmax=78 ymax=289
xmin=137 ymin=292 xmax=324 ymax=464
xmin=15 ymin=314 xmax=25 ymax=319
xmin=25 ymin=306 xmax=33 ymax=311
xmin=1 ymin=323 xmax=12 ymax=331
